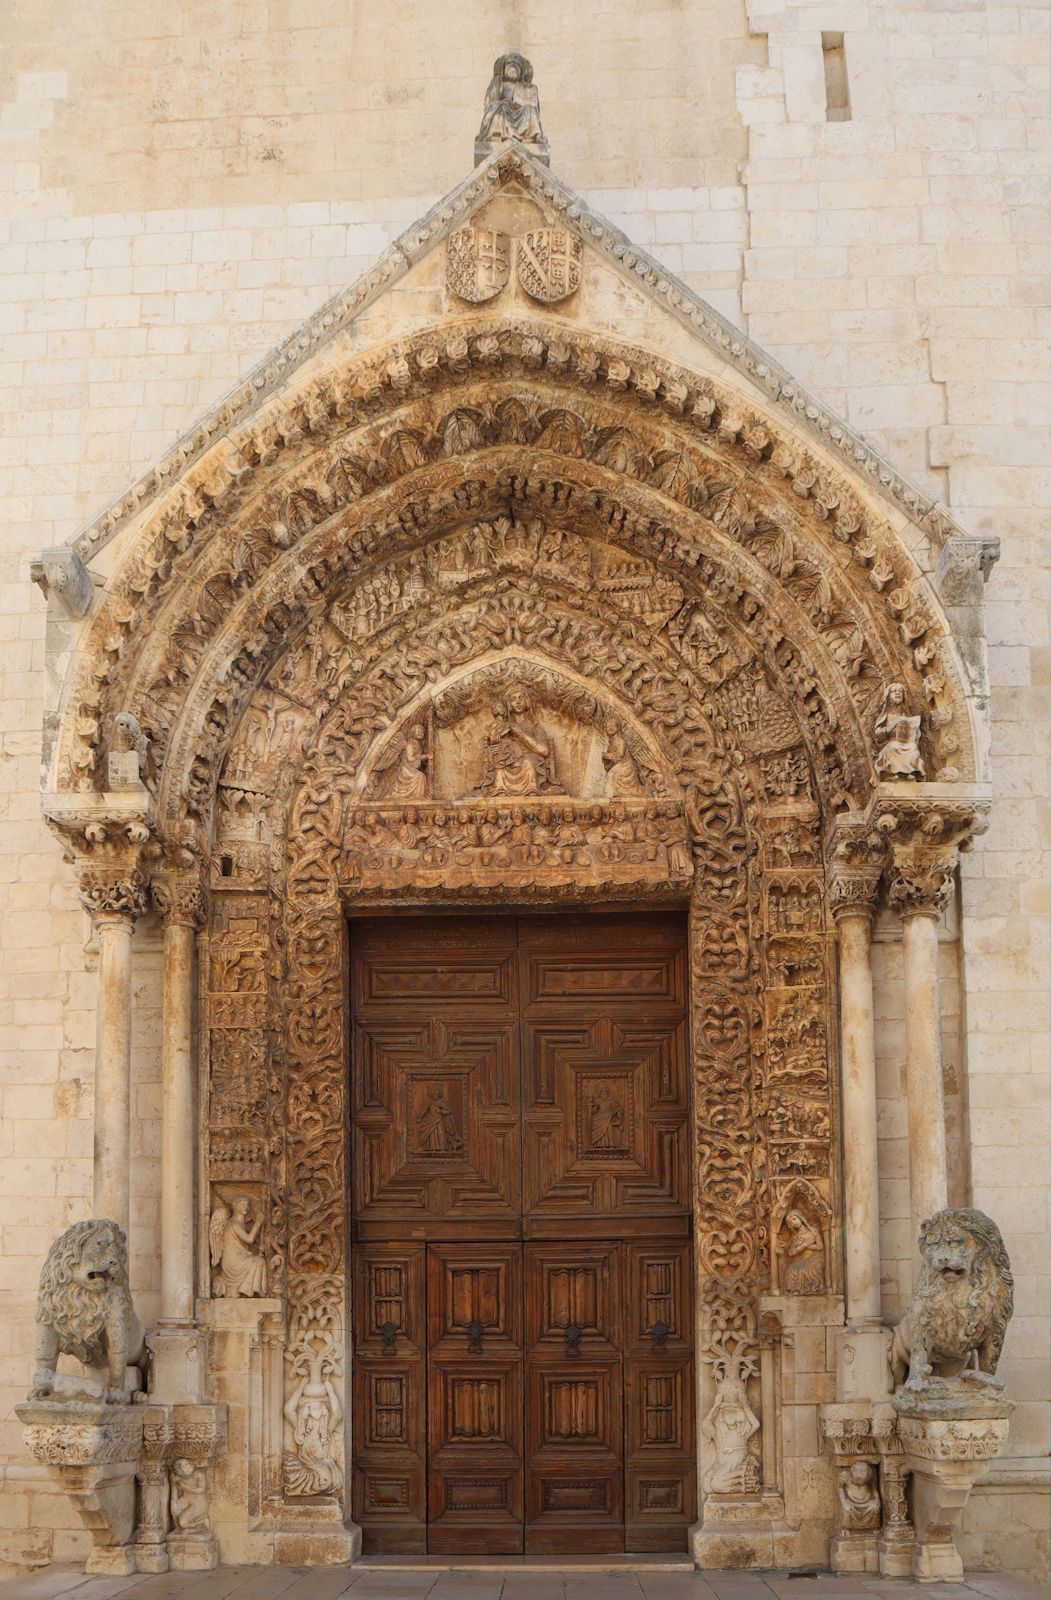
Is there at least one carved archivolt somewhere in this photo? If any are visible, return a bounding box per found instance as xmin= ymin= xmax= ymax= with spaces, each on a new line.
xmin=54 ymin=321 xmax=977 ymax=831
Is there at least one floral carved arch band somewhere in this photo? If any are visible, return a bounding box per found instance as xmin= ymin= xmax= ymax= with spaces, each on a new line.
xmin=47 ymin=316 xmax=983 ymax=1539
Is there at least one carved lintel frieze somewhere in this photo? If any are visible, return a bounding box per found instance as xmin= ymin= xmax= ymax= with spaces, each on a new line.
xmin=30 ymin=544 xmax=94 ymax=618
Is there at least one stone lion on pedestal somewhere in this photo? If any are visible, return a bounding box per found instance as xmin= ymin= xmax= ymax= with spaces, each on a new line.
xmin=891 ymin=1207 xmax=1014 ymax=1396
xmin=28 ymin=1220 xmax=145 ymax=1406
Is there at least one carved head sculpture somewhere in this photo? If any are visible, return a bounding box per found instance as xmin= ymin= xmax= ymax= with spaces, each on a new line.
xmin=492 ymin=51 xmax=531 ymax=86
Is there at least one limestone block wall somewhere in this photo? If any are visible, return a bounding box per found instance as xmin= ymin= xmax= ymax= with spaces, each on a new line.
xmin=0 ymin=0 xmax=1046 ymax=1577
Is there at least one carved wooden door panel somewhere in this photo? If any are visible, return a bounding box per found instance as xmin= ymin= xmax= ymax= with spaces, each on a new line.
xmin=519 ymin=917 xmax=690 ymax=1235
xmin=351 ymin=919 xmax=520 ymax=1236
xmin=352 ymin=1242 xmax=427 ymax=1552
xmin=623 ymin=1241 xmax=696 ymax=1550
xmin=524 ymin=1242 xmax=624 ymax=1552
xmin=426 ymin=1243 xmax=524 ymax=1554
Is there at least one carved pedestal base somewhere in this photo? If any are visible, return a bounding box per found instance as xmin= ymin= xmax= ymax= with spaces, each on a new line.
xmin=830 ymin=1531 xmax=879 ymax=1573
xmin=168 ymin=1530 xmax=220 ymax=1569
xmin=147 ymin=1323 xmax=206 ymax=1404
xmin=897 ymin=1405 xmax=1012 ymax=1583
xmin=17 ymin=1401 xmax=144 ymax=1574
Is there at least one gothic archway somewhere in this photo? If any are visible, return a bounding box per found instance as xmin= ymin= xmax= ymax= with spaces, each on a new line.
xmin=39 ymin=152 xmax=992 ymax=1564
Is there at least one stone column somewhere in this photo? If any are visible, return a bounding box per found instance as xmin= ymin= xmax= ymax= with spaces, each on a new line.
xmin=78 ymin=867 xmax=149 ymax=1237
xmin=831 ymin=876 xmax=883 ymax=1327
xmin=151 ymin=871 xmax=208 ymax=1403
xmin=887 ymin=851 xmax=957 ymax=1238
xmin=828 ymin=823 xmax=891 ymax=1400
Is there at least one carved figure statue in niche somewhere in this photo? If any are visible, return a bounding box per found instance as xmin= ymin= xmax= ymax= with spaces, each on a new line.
xmin=209 ymin=1193 xmax=267 ymax=1298
xmin=602 ymin=718 xmax=642 ymax=797
xmin=370 ymin=718 xmax=432 ymax=801
xmin=476 ymin=53 xmax=545 ymax=151
xmin=778 ymin=1208 xmax=826 ymax=1294
xmin=169 ymin=1459 xmax=209 ymax=1532
xmin=890 ymin=1207 xmax=1013 ymax=1396
xmin=701 ymin=1355 xmax=761 ymax=1494
xmin=873 ymin=682 xmax=925 ymax=780
xmin=415 ymin=1084 xmax=464 ymax=1157
xmin=283 ymin=1350 xmax=343 ymax=1496
xmin=478 ymin=687 xmax=559 ymax=796
xmin=111 ymin=711 xmax=152 ymax=786
xmin=588 ymin=1083 xmax=625 ymax=1151
xmin=838 ymin=1461 xmax=881 ymax=1531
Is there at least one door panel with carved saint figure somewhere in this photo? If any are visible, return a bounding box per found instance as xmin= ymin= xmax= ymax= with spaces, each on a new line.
xmin=350 ymin=914 xmax=693 ymax=1554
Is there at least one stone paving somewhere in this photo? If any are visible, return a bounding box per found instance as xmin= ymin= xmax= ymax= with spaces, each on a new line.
xmin=0 ymin=1567 xmax=1042 ymax=1600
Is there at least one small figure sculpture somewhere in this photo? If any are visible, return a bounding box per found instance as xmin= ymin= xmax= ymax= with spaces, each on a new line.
xmin=588 ymin=1083 xmax=624 ymax=1151
xmin=387 ymin=723 xmax=430 ymax=801
xmin=415 ymin=1084 xmax=464 ymax=1157
xmin=283 ymin=1350 xmax=343 ymax=1496
xmin=28 ymin=1219 xmax=145 ymax=1406
xmin=891 ymin=1207 xmax=1014 ymax=1396
xmin=838 ymin=1461 xmax=882 ymax=1531
xmin=209 ymin=1193 xmax=268 ymax=1298
xmin=108 ymin=711 xmax=153 ymax=791
xmin=873 ymin=682 xmax=925 ymax=780
xmin=778 ymin=1208 xmax=826 ymax=1294
xmin=701 ymin=1355 xmax=761 ymax=1494
xmin=475 ymin=53 xmax=548 ymax=164
xmin=478 ymin=687 xmax=559 ymax=796
xmin=169 ymin=1459 xmax=209 ymax=1532
xmin=602 ymin=718 xmax=642 ymax=797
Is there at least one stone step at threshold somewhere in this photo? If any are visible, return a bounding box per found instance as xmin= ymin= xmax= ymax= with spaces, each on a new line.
xmin=359 ymin=1553 xmax=696 ymax=1571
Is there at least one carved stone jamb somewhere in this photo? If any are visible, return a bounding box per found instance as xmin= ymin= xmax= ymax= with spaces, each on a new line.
xmin=45 ymin=790 xmax=154 ymax=1238
xmin=134 ymin=1407 xmax=175 ymax=1574
xmin=820 ymin=1404 xmax=883 ymax=1575
xmin=826 ymin=811 xmax=893 ymax=1401
xmin=166 ymin=1403 xmax=227 ymax=1570
xmin=881 ymin=788 xmax=990 ymax=1246
xmin=30 ymin=544 xmax=94 ymax=618
xmin=17 ymin=1401 xmax=145 ymax=1576
xmin=151 ymin=854 xmax=210 ymax=1402
xmin=871 ymin=1402 xmax=916 ymax=1577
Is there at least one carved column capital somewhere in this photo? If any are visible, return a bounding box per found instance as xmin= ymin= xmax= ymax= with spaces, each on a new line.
xmin=152 ymin=873 xmax=208 ymax=930
xmin=77 ymin=864 xmax=150 ymax=925
xmin=878 ymin=793 xmax=989 ymax=920
xmin=826 ymin=814 xmax=888 ymax=923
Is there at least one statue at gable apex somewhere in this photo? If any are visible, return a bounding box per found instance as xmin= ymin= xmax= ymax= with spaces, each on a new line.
xmin=475 ymin=52 xmax=550 ymax=166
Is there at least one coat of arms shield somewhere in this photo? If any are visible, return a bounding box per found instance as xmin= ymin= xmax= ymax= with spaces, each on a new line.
xmin=446 ymin=227 xmax=511 ymax=303
xmin=517 ymin=227 xmax=583 ymax=304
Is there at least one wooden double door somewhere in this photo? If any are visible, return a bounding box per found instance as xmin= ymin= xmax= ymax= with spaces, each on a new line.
xmin=350 ymin=913 xmax=695 ymax=1554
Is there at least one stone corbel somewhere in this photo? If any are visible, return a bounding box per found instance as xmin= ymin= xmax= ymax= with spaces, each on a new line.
xmin=895 ymin=1408 xmax=1012 ymax=1582
xmin=17 ymin=1401 xmax=145 ymax=1576
xmin=30 ymin=544 xmax=95 ymax=618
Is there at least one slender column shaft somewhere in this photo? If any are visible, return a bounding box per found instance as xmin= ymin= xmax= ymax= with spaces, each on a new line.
xmin=161 ymin=918 xmax=197 ymax=1322
xmin=93 ymin=916 xmax=134 ymax=1232
xmin=837 ymin=910 xmax=882 ymax=1325
xmin=902 ymin=909 xmax=948 ymax=1232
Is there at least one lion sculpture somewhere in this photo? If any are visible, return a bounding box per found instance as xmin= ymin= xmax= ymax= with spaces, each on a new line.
xmin=891 ymin=1207 xmax=1014 ymax=1394
xmin=28 ymin=1219 xmax=145 ymax=1406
